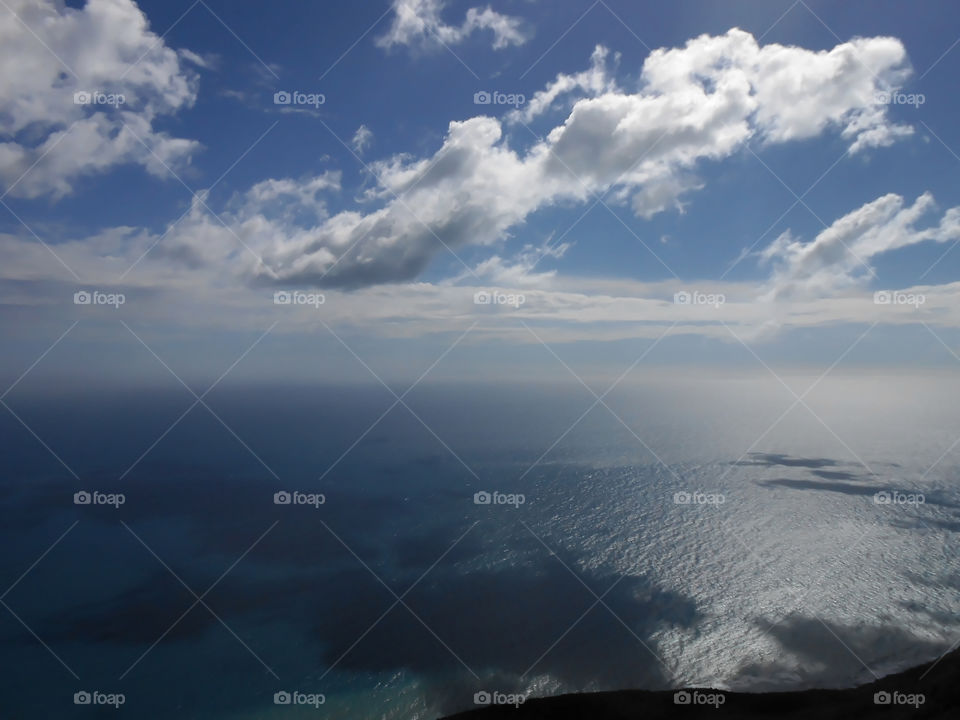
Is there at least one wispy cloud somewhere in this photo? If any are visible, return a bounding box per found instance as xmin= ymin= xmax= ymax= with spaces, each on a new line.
xmin=376 ymin=0 xmax=528 ymax=52
xmin=761 ymin=193 xmax=960 ymax=300
xmin=351 ymin=124 xmax=374 ymax=155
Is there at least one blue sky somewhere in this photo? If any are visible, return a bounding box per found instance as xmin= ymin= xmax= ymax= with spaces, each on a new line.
xmin=2 ymin=0 xmax=960 ymax=386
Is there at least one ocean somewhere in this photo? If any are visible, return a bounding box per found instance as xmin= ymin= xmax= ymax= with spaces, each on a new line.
xmin=1 ymin=375 xmax=958 ymax=718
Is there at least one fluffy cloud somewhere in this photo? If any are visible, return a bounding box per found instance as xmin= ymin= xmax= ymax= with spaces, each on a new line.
xmin=0 ymin=27 xmax=925 ymax=305
xmin=229 ymin=29 xmax=914 ymax=288
xmin=761 ymin=193 xmax=960 ymax=300
xmin=376 ymin=0 xmax=527 ymax=51
xmin=0 ymin=0 xmax=201 ymax=198
xmin=640 ymin=31 xmax=914 ymax=149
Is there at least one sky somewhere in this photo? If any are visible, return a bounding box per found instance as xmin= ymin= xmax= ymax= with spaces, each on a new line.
xmin=1 ymin=0 xmax=960 ymax=389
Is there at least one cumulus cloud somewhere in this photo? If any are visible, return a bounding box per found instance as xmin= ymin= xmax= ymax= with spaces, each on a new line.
xmin=761 ymin=193 xmax=960 ymax=300
xmin=376 ymin=0 xmax=527 ymax=51
xmin=0 ymin=27 xmax=923 ymax=304
xmin=220 ymin=29 xmax=913 ymax=288
xmin=0 ymin=0 xmax=201 ymax=199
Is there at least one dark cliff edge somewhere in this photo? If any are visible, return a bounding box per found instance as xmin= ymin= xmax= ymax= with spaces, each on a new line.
xmin=442 ymin=648 xmax=959 ymax=719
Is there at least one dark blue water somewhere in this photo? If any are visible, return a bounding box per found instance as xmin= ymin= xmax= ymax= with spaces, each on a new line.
xmin=1 ymin=380 xmax=958 ymax=717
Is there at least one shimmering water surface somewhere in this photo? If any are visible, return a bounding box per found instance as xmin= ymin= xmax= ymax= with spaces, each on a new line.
xmin=1 ymin=375 xmax=958 ymax=718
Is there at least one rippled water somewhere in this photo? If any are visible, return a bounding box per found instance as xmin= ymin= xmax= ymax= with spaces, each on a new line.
xmin=1 ymin=375 xmax=957 ymax=718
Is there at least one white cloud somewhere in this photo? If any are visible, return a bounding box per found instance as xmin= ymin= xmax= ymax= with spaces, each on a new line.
xmin=3 ymin=187 xmax=960 ymax=350
xmin=351 ymin=124 xmax=373 ymax=155
xmin=628 ymin=171 xmax=703 ymax=219
xmin=230 ymin=29 xmax=915 ymax=288
xmin=242 ymin=173 xmax=342 ymax=214
xmin=506 ymin=45 xmax=619 ymax=124
xmin=761 ymin=192 xmax=960 ymax=300
xmin=0 ymin=0 xmax=201 ymax=198
xmin=5 ymin=218 xmax=960 ymax=349
xmin=0 ymin=27 xmax=931 ymax=336
xmin=460 ymin=238 xmax=571 ymax=288
xmin=376 ymin=0 xmax=527 ymax=51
